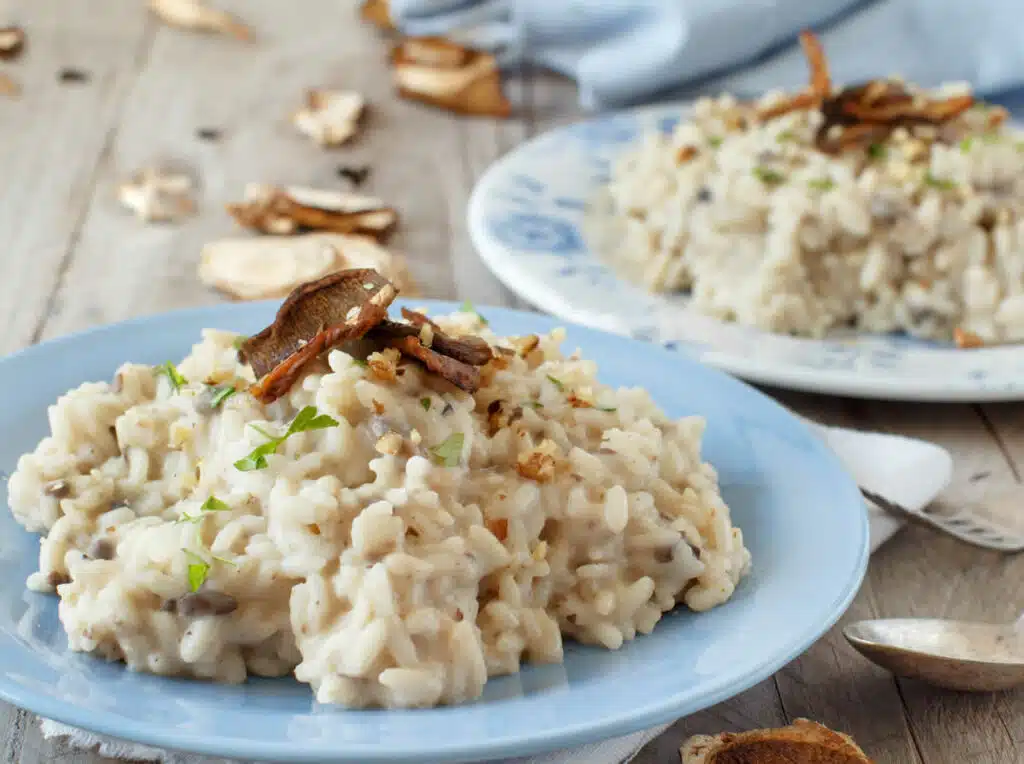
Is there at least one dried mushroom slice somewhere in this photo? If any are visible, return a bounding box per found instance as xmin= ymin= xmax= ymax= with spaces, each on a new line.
xmin=118 ymin=166 xmax=196 ymax=223
xmin=292 ymin=89 xmax=366 ymax=147
xmin=228 ymin=183 xmax=398 ymax=242
xmin=199 ymin=233 xmax=413 ymax=301
xmin=681 ymin=719 xmax=871 ymax=764
xmin=241 ymin=270 xmax=397 ymax=402
xmin=390 ymin=37 xmax=511 ymax=118
xmin=149 ymin=0 xmax=251 ymax=41
xmin=387 ymin=335 xmax=482 ymax=393
xmin=359 ymin=0 xmax=394 ymax=31
xmin=0 ymin=26 xmax=26 ymax=60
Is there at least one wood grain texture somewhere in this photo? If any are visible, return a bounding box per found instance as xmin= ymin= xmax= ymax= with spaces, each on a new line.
xmin=2 ymin=4 xmax=1024 ymax=764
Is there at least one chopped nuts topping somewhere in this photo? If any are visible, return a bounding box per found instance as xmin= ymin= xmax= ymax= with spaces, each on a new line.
xmin=390 ymin=37 xmax=511 ymax=118
xmin=118 ymin=166 xmax=196 ymax=223
xmin=359 ymin=0 xmax=394 ymax=31
xmin=199 ymin=233 xmax=412 ymax=301
xmin=516 ymin=439 xmax=559 ymax=483
xmin=149 ymin=0 xmax=251 ymax=41
xmin=0 ymin=26 xmax=26 ymax=60
xmin=375 ymin=431 xmax=403 ymax=455
xmin=954 ymin=327 xmax=984 ymax=349
xmin=510 ymin=335 xmax=540 ymax=358
xmin=228 ymin=183 xmax=398 ymax=242
xmin=367 ymin=347 xmax=401 ymax=382
xmin=0 ymin=72 xmax=18 ymax=97
xmin=292 ymin=89 xmax=366 ymax=147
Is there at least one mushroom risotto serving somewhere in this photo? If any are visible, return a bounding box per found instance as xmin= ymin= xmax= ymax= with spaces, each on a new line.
xmin=7 ymin=270 xmax=750 ymax=708
xmin=605 ymin=31 xmax=1024 ymax=347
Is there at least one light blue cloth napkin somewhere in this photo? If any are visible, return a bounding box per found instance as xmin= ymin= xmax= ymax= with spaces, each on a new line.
xmin=389 ymin=0 xmax=1024 ymax=110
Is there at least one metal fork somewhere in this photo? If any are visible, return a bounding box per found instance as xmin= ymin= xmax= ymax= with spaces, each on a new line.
xmin=860 ymin=487 xmax=1024 ymax=553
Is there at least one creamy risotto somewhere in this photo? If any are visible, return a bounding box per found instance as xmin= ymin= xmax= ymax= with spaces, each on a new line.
xmin=604 ymin=32 xmax=1024 ymax=346
xmin=7 ymin=305 xmax=750 ymax=708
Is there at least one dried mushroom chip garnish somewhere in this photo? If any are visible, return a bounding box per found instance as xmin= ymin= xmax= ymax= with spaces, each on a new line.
xmin=390 ymin=37 xmax=511 ymax=118
xmin=386 ymin=335 xmax=482 ymax=393
xmin=149 ymin=0 xmax=251 ymax=41
xmin=0 ymin=26 xmax=26 ymax=60
xmin=241 ymin=269 xmax=398 ymax=402
xmin=228 ymin=183 xmax=398 ymax=242
xmin=681 ymin=718 xmax=871 ymax=764
xmin=118 ymin=166 xmax=196 ymax=223
xmin=359 ymin=0 xmax=394 ymax=31
xmin=292 ymin=89 xmax=366 ymax=147
xmin=199 ymin=232 xmax=413 ymax=301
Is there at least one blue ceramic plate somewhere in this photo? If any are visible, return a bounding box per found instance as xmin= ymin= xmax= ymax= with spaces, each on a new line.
xmin=468 ymin=103 xmax=1024 ymax=401
xmin=0 ymin=301 xmax=868 ymax=763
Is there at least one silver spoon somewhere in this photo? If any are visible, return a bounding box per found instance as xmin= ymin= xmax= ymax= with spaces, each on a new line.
xmin=843 ymin=612 xmax=1024 ymax=692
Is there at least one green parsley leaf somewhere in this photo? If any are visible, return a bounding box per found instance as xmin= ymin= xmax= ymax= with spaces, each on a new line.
xmin=430 ymin=433 xmax=465 ymax=467
xmin=232 ymin=335 xmax=247 ymax=351
xmin=753 ymin=167 xmax=786 ymax=185
xmin=808 ymin=178 xmax=835 ymax=191
xmin=460 ymin=300 xmax=489 ymax=326
xmin=420 ymin=397 xmax=432 ymax=411
xmin=352 ymin=358 xmax=369 ymax=368
xmin=867 ymin=143 xmax=887 ymax=160
xmin=183 ymin=549 xmax=209 ymax=592
xmin=201 ymin=496 xmax=230 ymax=512
xmin=156 ymin=362 xmax=187 ymax=392
xmin=708 ymin=136 xmax=723 ymax=148
xmin=207 ymin=385 xmax=237 ymax=409
xmin=959 ymin=137 xmax=974 ymax=153
xmin=546 ymin=375 xmax=565 ymax=392
xmin=776 ymin=130 xmax=796 ymax=143
xmin=924 ymin=172 xmax=957 ymax=190
xmin=982 ymin=132 xmax=1001 ymax=144
xmin=234 ymin=407 xmax=339 ymax=471
xmin=524 ymin=401 xmax=544 ymax=409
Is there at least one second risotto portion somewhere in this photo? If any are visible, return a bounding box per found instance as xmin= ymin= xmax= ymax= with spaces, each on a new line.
xmin=7 ymin=310 xmax=750 ymax=708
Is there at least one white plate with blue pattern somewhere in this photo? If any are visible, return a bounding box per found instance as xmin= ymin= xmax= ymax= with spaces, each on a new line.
xmin=468 ymin=103 xmax=1024 ymax=401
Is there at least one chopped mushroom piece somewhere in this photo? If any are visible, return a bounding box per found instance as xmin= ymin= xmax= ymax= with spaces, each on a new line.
xmin=385 ymin=335 xmax=482 ymax=393
xmin=0 ymin=26 xmax=25 ymax=60
xmin=359 ymin=0 xmax=394 ymax=31
xmin=390 ymin=37 xmax=511 ymax=118
xmin=199 ymin=232 xmax=412 ymax=301
xmin=148 ymin=0 xmax=251 ymax=41
xmin=292 ymin=89 xmax=366 ymax=147
xmin=240 ymin=269 xmax=398 ymax=402
xmin=228 ymin=183 xmax=398 ymax=242
xmin=118 ymin=167 xmax=196 ymax=223
xmin=681 ymin=719 xmax=870 ymax=764
xmin=167 ymin=589 xmax=238 ymax=616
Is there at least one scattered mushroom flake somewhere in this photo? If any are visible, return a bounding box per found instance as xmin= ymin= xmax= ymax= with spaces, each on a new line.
xmin=149 ymin=0 xmax=251 ymax=41
xmin=387 ymin=336 xmax=482 ymax=392
xmin=228 ymin=183 xmax=398 ymax=242
xmin=370 ymin=315 xmax=492 ymax=367
xmin=118 ymin=167 xmax=196 ymax=223
xmin=292 ymin=89 xmax=366 ymax=147
xmin=681 ymin=718 xmax=870 ymax=764
xmin=359 ymin=0 xmax=394 ymax=31
xmin=240 ymin=269 xmax=397 ymax=402
xmin=390 ymin=37 xmax=511 ymax=118
xmin=0 ymin=26 xmax=25 ymax=60
xmin=198 ymin=232 xmax=412 ymax=301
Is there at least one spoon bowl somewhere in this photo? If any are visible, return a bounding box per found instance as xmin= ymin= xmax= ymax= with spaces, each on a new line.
xmin=843 ymin=618 xmax=1024 ymax=692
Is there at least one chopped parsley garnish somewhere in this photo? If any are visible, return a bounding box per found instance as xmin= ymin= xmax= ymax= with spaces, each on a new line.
xmin=420 ymin=397 xmax=432 ymax=411
xmin=184 ymin=549 xmax=210 ymax=592
xmin=232 ymin=335 xmax=247 ymax=350
xmin=546 ymin=374 xmax=565 ymax=391
xmin=430 ymin=433 xmax=464 ymax=467
xmin=460 ymin=299 xmax=489 ymax=326
xmin=959 ymin=137 xmax=974 ymax=153
xmin=201 ymin=496 xmax=230 ymax=512
xmin=234 ymin=406 xmax=339 ymax=471
xmin=156 ymin=362 xmax=187 ymax=392
xmin=776 ymin=130 xmax=796 ymax=142
xmin=753 ymin=167 xmax=786 ymax=185
xmin=982 ymin=132 xmax=1001 ymax=144
xmin=708 ymin=136 xmax=723 ymax=148
xmin=808 ymin=178 xmax=835 ymax=191
xmin=207 ymin=384 xmax=237 ymax=409
xmin=867 ymin=143 xmax=887 ymax=160
xmin=524 ymin=401 xmax=544 ymax=409
xmin=352 ymin=358 xmax=369 ymax=368
xmin=924 ymin=172 xmax=957 ymax=190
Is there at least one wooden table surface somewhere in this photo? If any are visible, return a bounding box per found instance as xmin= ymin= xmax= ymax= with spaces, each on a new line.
xmin=1 ymin=3 xmax=1023 ymax=763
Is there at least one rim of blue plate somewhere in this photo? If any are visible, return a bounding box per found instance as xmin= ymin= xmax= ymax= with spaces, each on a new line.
xmin=0 ymin=300 xmax=870 ymax=762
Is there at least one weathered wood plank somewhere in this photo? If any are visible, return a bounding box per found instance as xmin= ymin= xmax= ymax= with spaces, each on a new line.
xmin=0 ymin=0 xmax=152 ymax=355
